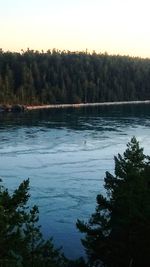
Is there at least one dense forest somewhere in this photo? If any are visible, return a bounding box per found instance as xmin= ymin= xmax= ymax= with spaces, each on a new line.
xmin=0 ymin=49 xmax=150 ymax=105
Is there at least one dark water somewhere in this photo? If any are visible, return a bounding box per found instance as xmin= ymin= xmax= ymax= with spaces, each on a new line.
xmin=0 ymin=104 xmax=150 ymax=259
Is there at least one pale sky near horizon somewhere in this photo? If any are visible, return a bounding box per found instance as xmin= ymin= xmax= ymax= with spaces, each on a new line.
xmin=0 ymin=0 xmax=150 ymax=58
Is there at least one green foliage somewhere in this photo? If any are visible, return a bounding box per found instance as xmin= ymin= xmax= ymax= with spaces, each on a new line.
xmin=77 ymin=137 xmax=150 ymax=267
xmin=0 ymin=179 xmax=67 ymax=267
xmin=0 ymin=49 xmax=150 ymax=104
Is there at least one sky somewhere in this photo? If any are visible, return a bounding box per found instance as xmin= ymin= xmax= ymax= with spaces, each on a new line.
xmin=0 ymin=0 xmax=150 ymax=58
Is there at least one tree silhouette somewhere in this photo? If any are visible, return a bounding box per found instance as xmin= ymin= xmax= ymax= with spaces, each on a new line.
xmin=0 ymin=179 xmax=67 ymax=267
xmin=77 ymin=137 xmax=150 ymax=267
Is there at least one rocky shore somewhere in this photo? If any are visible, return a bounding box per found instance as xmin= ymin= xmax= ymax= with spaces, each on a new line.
xmin=0 ymin=104 xmax=26 ymax=112
xmin=26 ymin=100 xmax=150 ymax=110
xmin=1 ymin=100 xmax=150 ymax=113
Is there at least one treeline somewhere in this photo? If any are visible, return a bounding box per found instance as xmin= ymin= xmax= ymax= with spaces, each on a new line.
xmin=0 ymin=49 xmax=150 ymax=105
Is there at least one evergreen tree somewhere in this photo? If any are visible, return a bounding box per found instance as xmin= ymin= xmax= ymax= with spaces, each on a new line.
xmin=0 ymin=179 xmax=67 ymax=267
xmin=77 ymin=137 xmax=150 ymax=267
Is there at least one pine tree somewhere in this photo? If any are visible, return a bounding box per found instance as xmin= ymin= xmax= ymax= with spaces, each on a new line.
xmin=77 ymin=137 xmax=150 ymax=267
xmin=0 ymin=179 xmax=67 ymax=267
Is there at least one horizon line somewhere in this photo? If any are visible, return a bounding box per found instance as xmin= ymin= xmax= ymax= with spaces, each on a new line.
xmin=0 ymin=47 xmax=149 ymax=60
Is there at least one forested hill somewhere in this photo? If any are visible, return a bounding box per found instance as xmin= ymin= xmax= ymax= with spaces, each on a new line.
xmin=0 ymin=49 xmax=150 ymax=105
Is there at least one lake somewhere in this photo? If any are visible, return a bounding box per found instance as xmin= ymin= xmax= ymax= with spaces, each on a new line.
xmin=0 ymin=103 xmax=150 ymax=259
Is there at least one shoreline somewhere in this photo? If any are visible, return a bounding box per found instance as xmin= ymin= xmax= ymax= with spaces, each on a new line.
xmin=1 ymin=100 xmax=150 ymax=112
xmin=26 ymin=100 xmax=150 ymax=110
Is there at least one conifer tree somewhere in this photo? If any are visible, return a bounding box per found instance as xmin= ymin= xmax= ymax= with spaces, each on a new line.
xmin=77 ymin=137 xmax=150 ymax=267
xmin=0 ymin=179 xmax=67 ymax=267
